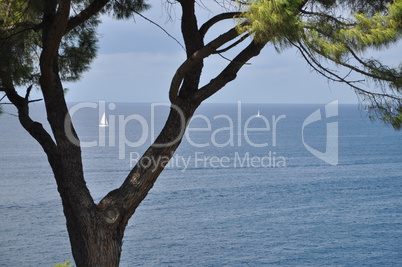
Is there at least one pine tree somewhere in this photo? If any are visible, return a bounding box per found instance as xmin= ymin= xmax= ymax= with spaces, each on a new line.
xmin=0 ymin=0 xmax=401 ymax=265
xmin=238 ymin=0 xmax=402 ymax=128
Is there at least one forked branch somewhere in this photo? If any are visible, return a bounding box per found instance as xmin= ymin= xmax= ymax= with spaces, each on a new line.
xmin=195 ymin=39 xmax=267 ymax=102
xmin=169 ymin=26 xmax=241 ymax=103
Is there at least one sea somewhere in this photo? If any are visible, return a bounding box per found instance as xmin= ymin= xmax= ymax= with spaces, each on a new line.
xmin=0 ymin=102 xmax=401 ymax=266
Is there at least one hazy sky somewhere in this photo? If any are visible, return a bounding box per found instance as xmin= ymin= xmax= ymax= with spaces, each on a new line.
xmin=41 ymin=2 xmax=401 ymax=104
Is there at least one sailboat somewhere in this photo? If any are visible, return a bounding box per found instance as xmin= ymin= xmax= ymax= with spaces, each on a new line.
xmin=257 ymin=110 xmax=260 ymax=117
xmin=99 ymin=112 xmax=109 ymax=127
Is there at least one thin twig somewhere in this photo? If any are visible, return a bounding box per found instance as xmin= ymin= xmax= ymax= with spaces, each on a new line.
xmin=25 ymin=84 xmax=33 ymax=100
xmin=2 ymin=111 xmax=18 ymax=117
xmin=293 ymin=40 xmax=401 ymax=101
xmin=2 ymin=98 xmax=43 ymax=104
xmin=131 ymin=10 xmax=185 ymax=51
xmin=214 ymin=33 xmax=249 ymax=53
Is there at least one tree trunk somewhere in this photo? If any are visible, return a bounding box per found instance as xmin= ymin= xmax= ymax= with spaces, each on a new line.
xmin=55 ymin=166 xmax=125 ymax=266
xmin=2 ymin=1 xmax=267 ymax=265
xmin=57 ymin=100 xmax=198 ymax=266
xmin=67 ymin=217 xmax=124 ymax=267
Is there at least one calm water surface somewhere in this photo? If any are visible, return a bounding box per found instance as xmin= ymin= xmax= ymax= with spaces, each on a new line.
xmin=0 ymin=103 xmax=401 ymax=266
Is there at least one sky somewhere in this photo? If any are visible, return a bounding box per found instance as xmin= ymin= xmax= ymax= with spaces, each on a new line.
xmin=33 ymin=1 xmax=401 ymax=104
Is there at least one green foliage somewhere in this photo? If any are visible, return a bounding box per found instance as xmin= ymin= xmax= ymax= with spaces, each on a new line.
xmin=303 ymin=0 xmax=402 ymax=60
xmin=237 ymin=0 xmax=304 ymax=47
xmin=59 ymin=17 xmax=100 ymax=82
xmin=0 ymin=0 xmax=42 ymax=88
xmin=239 ymin=0 xmax=402 ymax=129
xmin=314 ymin=0 xmax=394 ymax=15
xmin=53 ymin=259 xmax=74 ymax=267
xmin=0 ymin=0 xmax=103 ymax=91
xmin=103 ymin=0 xmax=150 ymax=19
xmin=368 ymin=104 xmax=402 ymax=129
xmin=0 ymin=0 xmax=150 ymax=93
xmin=0 ymin=0 xmax=43 ymax=24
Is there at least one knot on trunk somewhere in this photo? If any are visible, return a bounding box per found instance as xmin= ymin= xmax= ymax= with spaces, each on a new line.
xmin=104 ymin=208 xmax=119 ymax=225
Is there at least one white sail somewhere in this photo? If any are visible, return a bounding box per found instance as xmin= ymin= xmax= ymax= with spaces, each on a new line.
xmin=99 ymin=112 xmax=108 ymax=127
xmin=257 ymin=110 xmax=260 ymax=117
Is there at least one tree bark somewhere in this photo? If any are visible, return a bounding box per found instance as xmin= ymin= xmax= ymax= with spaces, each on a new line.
xmin=3 ymin=0 xmax=267 ymax=265
xmin=66 ymin=100 xmax=199 ymax=266
xmin=67 ymin=212 xmax=124 ymax=266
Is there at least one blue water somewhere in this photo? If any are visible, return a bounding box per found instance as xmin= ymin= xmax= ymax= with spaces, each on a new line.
xmin=0 ymin=103 xmax=401 ymax=266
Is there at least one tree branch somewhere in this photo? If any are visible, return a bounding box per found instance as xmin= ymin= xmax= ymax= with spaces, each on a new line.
xmin=199 ymin=12 xmax=242 ymax=38
xmin=0 ymin=22 xmax=42 ymax=40
xmin=0 ymin=21 xmax=41 ymax=32
xmin=169 ymin=26 xmax=241 ymax=104
xmin=65 ymin=0 xmax=110 ymax=33
xmin=214 ymin=33 xmax=250 ymax=54
xmin=0 ymin=70 xmax=59 ymax=163
xmin=24 ymin=84 xmax=33 ymax=100
xmin=39 ymin=0 xmax=97 ymax=226
xmin=99 ymin=103 xmax=197 ymax=227
xmin=302 ymin=35 xmax=400 ymax=85
xmin=300 ymin=9 xmax=356 ymax=27
xmin=126 ymin=7 xmax=185 ymax=51
xmin=179 ymin=0 xmax=203 ymax=56
xmin=195 ymin=39 xmax=267 ymax=103
xmin=41 ymin=0 xmax=71 ymax=66
xmin=174 ymin=0 xmax=206 ymax=99
xmin=293 ymin=40 xmax=401 ymax=102
xmin=346 ymin=46 xmax=401 ymax=84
